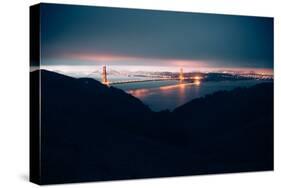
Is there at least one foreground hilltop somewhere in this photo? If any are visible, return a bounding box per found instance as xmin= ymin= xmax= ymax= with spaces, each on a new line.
xmin=31 ymin=70 xmax=273 ymax=184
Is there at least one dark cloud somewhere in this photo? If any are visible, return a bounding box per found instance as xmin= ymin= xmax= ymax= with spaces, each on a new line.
xmin=41 ymin=3 xmax=273 ymax=68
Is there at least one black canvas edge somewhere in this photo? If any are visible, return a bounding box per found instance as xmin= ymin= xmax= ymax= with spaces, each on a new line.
xmin=30 ymin=3 xmax=42 ymax=185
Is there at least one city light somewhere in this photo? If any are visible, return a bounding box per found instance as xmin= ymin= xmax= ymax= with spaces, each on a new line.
xmin=194 ymin=80 xmax=201 ymax=86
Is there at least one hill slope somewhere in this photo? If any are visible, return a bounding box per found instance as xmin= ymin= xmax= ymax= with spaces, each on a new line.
xmin=31 ymin=70 xmax=273 ymax=184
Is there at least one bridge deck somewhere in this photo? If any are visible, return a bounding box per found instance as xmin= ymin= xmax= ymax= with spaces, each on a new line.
xmin=109 ymin=78 xmax=190 ymax=85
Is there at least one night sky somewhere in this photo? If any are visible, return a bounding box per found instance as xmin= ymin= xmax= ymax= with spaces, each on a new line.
xmin=40 ymin=3 xmax=273 ymax=72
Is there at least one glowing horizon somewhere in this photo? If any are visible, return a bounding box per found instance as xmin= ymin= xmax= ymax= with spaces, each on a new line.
xmin=41 ymin=64 xmax=273 ymax=75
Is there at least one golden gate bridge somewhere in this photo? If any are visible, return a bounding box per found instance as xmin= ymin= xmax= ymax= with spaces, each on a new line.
xmin=101 ymin=65 xmax=201 ymax=86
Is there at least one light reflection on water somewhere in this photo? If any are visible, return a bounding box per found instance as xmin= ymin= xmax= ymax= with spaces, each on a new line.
xmin=115 ymin=80 xmax=269 ymax=112
xmin=127 ymin=82 xmax=200 ymax=98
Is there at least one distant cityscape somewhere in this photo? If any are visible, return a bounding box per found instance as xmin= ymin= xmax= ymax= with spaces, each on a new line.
xmin=42 ymin=65 xmax=273 ymax=85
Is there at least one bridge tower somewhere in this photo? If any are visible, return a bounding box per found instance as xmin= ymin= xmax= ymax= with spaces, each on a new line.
xmin=179 ymin=67 xmax=184 ymax=81
xmin=102 ymin=65 xmax=108 ymax=85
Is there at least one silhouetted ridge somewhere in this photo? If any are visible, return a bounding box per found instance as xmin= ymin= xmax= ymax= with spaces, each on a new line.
xmin=172 ymin=82 xmax=273 ymax=171
xmin=32 ymin=70 xmax=273 ymax=184
xmin=37 ymin=69 xmax=151 ymax=116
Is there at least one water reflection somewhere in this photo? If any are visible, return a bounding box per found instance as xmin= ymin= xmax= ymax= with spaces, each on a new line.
xmin=127 ymin=81 xmax=200 ymax=108
xmin=128 ymin=81 xmax=199 ymax=98
xmin=121 ymin=80 xmax=266 ymax=112
xmin=127 ymin=88 xmax=151 ymax=98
